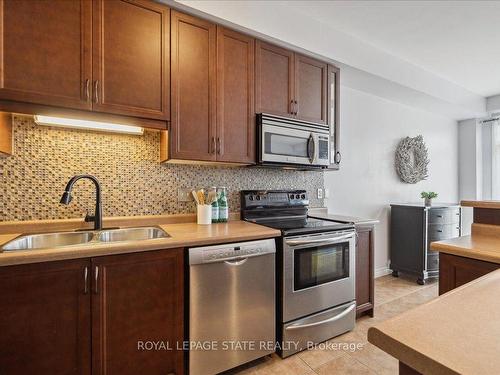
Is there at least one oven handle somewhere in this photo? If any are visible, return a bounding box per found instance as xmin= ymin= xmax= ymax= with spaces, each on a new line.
xmin=285 ymin=233 xmax=354 ymax=246
xmin=285 ymin=303 xmax=356 ymax=331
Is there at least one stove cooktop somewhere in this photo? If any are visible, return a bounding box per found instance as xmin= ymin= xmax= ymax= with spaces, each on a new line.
xmin=240 ymin=190 xmax=355 ymax=236
xmin=249 ymin=217 xmax=354 ymax=236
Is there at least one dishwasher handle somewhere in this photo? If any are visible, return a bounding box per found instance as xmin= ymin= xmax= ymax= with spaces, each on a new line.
xmin=224 ymin=258 xmax=248 ymax=266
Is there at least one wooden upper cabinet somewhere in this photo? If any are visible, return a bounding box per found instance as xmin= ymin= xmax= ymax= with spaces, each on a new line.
xmin=170 ymin=11 xmax=217 ymax=161
xmin=0 ymin=0 xmax=92 ymax=110
xmin=255 ymin=41 xmax=295 ymax=118
xmin=91 ymin=249 xmax=184 ymax=375
xmin=216 ymin=27 xmax=255 ymax=164
xmin=92 ymin=0 xmax=169 ymax=120
xmin=295 ymin=54 xmax=328 ymax=124
xmin=0 ymin=259 xmax=91 ymax=375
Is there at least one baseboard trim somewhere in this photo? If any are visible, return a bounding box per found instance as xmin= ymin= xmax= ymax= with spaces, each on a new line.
xmin=375 ymin=267 xmax=392 ymax=278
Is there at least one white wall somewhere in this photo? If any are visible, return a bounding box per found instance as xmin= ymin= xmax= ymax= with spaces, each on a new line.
xmin=325 ymin=87 xmax=459 ymax=276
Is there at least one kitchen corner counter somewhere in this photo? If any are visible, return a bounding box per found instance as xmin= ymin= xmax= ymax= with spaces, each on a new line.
xmin=430 ymin=223 xmax=500 ymax=264
xmin=0 ymin=221 xmax=281 ymax=267
xmin=368 ymin=269 xmax=500 ymax=375
xmin=461 ymin=200 xmax=500 ymax=209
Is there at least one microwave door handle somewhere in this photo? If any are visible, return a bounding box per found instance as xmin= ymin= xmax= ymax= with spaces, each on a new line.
xmin=286 ymin=233 xmax=354 ymax=246
xmin=285 ymin=303 xmax=356 ymax=331
xmin=307 ymin=134 xmax=315 ymax=164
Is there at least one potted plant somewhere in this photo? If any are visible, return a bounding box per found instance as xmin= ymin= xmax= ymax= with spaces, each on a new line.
xmin=421 ymin=191 xmax=438 ymax=206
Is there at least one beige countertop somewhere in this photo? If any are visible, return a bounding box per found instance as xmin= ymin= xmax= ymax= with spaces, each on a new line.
xmin=0 ymin=220 xmax=280 ymax=267
xmin=461 ymin=200 xmax=500 ymax=209
xmin=431 ymin=224 xmax=500 ymax=264
xmin=308 ymin=208 xmax=379 ymax=226
xmin=368 ymin=269 xmax=500 ymax=375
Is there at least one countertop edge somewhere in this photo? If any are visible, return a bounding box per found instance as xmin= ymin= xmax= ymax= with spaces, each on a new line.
xmin=368 ymin=327 xmax=460 ymax=375
xmin=0 ymin=222 xmax=281 ymax=267
xmin=430 ymin=236 xmax=500 ymax=264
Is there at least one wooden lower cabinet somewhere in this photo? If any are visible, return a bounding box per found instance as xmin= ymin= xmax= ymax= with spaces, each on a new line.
xmin=356 ymin=224 xmax=375 ymax=318
xmin=0 ymin=248 xmax=184 ymax=375
xmin=439 ymin=252 xmax=499 ymax=295
xmin=0 ymin=259 xmax=91 ymax=375
xmin=92 ymin=248 xmax=184 ymax=375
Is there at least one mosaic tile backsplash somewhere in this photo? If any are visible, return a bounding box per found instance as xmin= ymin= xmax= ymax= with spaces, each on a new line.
xmin=0 ymin=116 xmax=325 ymax=221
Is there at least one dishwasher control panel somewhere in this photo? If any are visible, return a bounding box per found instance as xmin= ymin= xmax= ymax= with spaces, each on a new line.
xmin=189 ymin=239 xmax=276 ymax=265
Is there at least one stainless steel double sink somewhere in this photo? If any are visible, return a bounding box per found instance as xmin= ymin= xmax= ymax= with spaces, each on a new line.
xmin=1 ymin=227 xmax=170 ymax=252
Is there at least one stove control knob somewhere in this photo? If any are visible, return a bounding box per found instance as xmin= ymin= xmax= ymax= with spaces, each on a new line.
xmin=249 ymin=196 xmax=254 ymax=201
xmin=301 ymin=194 xmax=306 ymax=199
xmin=256 ymin=195 xmax=261 ymax=201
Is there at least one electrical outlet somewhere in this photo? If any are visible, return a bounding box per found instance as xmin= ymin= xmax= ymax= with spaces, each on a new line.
xmin=177 ymin=188 xmax=193 ymax=202
xmin=317 ymin=188 xmax=324 ymax=199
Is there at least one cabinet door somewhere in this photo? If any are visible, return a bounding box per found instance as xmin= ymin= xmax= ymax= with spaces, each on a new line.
xmin=255 ymin=41 xmax=294 ymax=118
xmin=0 ymin=0 xmax=92 ymax=110
xmin=355 ymin=226 xmax=374 ymax=317
xmin=92 ymin=0 xmax=169 ymax=120
xmin=216 ymin=27 xmax=255 ymax=164
xmin=327 ymin=64 xmax=341 ymax=169
xmin=171 ymin=11 xmax=217 ymax=161
xmin=439 ymin=253 xmax=498 ymax=295
xmin=295 ymin=54 xmax=328 ymax=124
xmin=0 ymin=259 xmax=91 ymax=375
xmin=92 ymin=249 xmax=184 ymax=375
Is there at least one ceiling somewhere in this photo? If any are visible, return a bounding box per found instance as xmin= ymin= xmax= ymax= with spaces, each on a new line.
xmin=290 ymin=1 xmax=500 ymax=97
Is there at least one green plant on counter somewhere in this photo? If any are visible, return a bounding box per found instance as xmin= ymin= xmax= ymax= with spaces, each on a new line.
xmin=421 ymin=191 xmax=438 ymax=199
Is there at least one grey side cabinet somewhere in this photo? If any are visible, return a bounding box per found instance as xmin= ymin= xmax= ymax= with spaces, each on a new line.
xmin=390 ymin=203 xmax=461 ymax=284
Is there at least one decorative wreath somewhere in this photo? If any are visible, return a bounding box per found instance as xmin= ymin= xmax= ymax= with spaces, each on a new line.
xmin=395 ymin=135 xmax=429 ymax=184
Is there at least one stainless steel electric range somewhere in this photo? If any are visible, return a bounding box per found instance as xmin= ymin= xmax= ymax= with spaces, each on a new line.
xmin=240 ymin=190 xmax=356 ymax=357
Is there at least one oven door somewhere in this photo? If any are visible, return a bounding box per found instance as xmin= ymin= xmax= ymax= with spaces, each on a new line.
xmin=261 ymin=123 xmax=326 ymax=166
xmin=282 ymin=230 xmax=355 ymax=322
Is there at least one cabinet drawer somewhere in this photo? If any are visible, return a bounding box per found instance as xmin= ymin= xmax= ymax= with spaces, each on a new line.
xmin=427 ymin=252 xmax=439 ymax=271
xmin=428 ymin=223 xmax=460 ymax=240
xmin=428 ymin=208 xmax=460 ymax=224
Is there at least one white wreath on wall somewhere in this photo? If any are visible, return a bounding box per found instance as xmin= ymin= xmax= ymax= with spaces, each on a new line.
xmin=395 ymin=135 xmax=429 ymax=184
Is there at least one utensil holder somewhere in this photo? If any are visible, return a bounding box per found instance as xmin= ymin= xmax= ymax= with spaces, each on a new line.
xmin=197 ymin=205 xmax=212 ymax=225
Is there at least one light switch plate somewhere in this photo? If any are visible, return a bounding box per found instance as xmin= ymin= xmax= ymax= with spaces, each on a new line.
xmin=177 ymin=188 xmax=193 ymax=202
xmin=324 ymin=188 xmax=330 ymax=198
xmin=317 ymin=188 xmax=324 ymax=199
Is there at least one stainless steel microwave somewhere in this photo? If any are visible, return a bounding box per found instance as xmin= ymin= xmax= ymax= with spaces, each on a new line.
xmin=257 ymin=114 xmax=330 ymax=169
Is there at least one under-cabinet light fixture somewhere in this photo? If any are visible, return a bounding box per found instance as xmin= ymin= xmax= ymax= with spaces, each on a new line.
xmin=33 ymin=115 xmax=144 ymax=135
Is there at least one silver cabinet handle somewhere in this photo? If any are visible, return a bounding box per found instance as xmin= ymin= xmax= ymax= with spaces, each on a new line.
xmin=286 ymin=304 xmax=355 ymax=331
xmin=224 ymin=258 xmax=248 ymax=266
xmin=94 ymin=266 xmax=99 ymax=294
xmin=211 ymin=137 xmax=216 ymax=154
xmin=217 ymin=137 xmax=221 ymax=155
xmin=286 ymin=233 xmax=354 ymax=246
xmin=83 ymin=266 xmax=89 ymax=294
xmin=94 ymin=80 xmax=99 ymax=103
xmin=295 ymin=100 xmax=299 ymax=115
xmin=290 ymin=100 xmax=294 ymax=115
xmin=85 ymin=79 xmax=90 ymax=102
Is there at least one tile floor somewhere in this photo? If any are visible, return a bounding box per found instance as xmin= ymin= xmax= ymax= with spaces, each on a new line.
xmin=228 ymin=275 xmax=438 ymax=375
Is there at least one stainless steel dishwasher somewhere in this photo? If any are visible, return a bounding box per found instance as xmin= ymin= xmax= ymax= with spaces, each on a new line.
xmin=189 ymin=239 xmax=276 ymax=375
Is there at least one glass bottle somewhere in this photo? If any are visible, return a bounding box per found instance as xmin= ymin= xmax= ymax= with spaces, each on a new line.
xmin=217 ymin=187 xmax=229 ymax=223
xmin=210 ymin=187 xmax=219 ymax=223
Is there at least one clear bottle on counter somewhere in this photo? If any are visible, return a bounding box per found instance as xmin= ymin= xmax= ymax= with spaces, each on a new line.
xmin=210 ymin=187 xmax=219 ymax=223
xmin=217 ymin=187 xmax=229 ymax=223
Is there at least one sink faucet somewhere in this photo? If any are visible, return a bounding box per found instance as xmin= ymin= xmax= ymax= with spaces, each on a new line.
xmin=60 ymin=175 xmax=103 ymax=231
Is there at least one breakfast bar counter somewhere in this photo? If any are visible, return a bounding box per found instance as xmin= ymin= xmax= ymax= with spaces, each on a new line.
xmin=368 ymin=268 xmax=500 ymax=375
